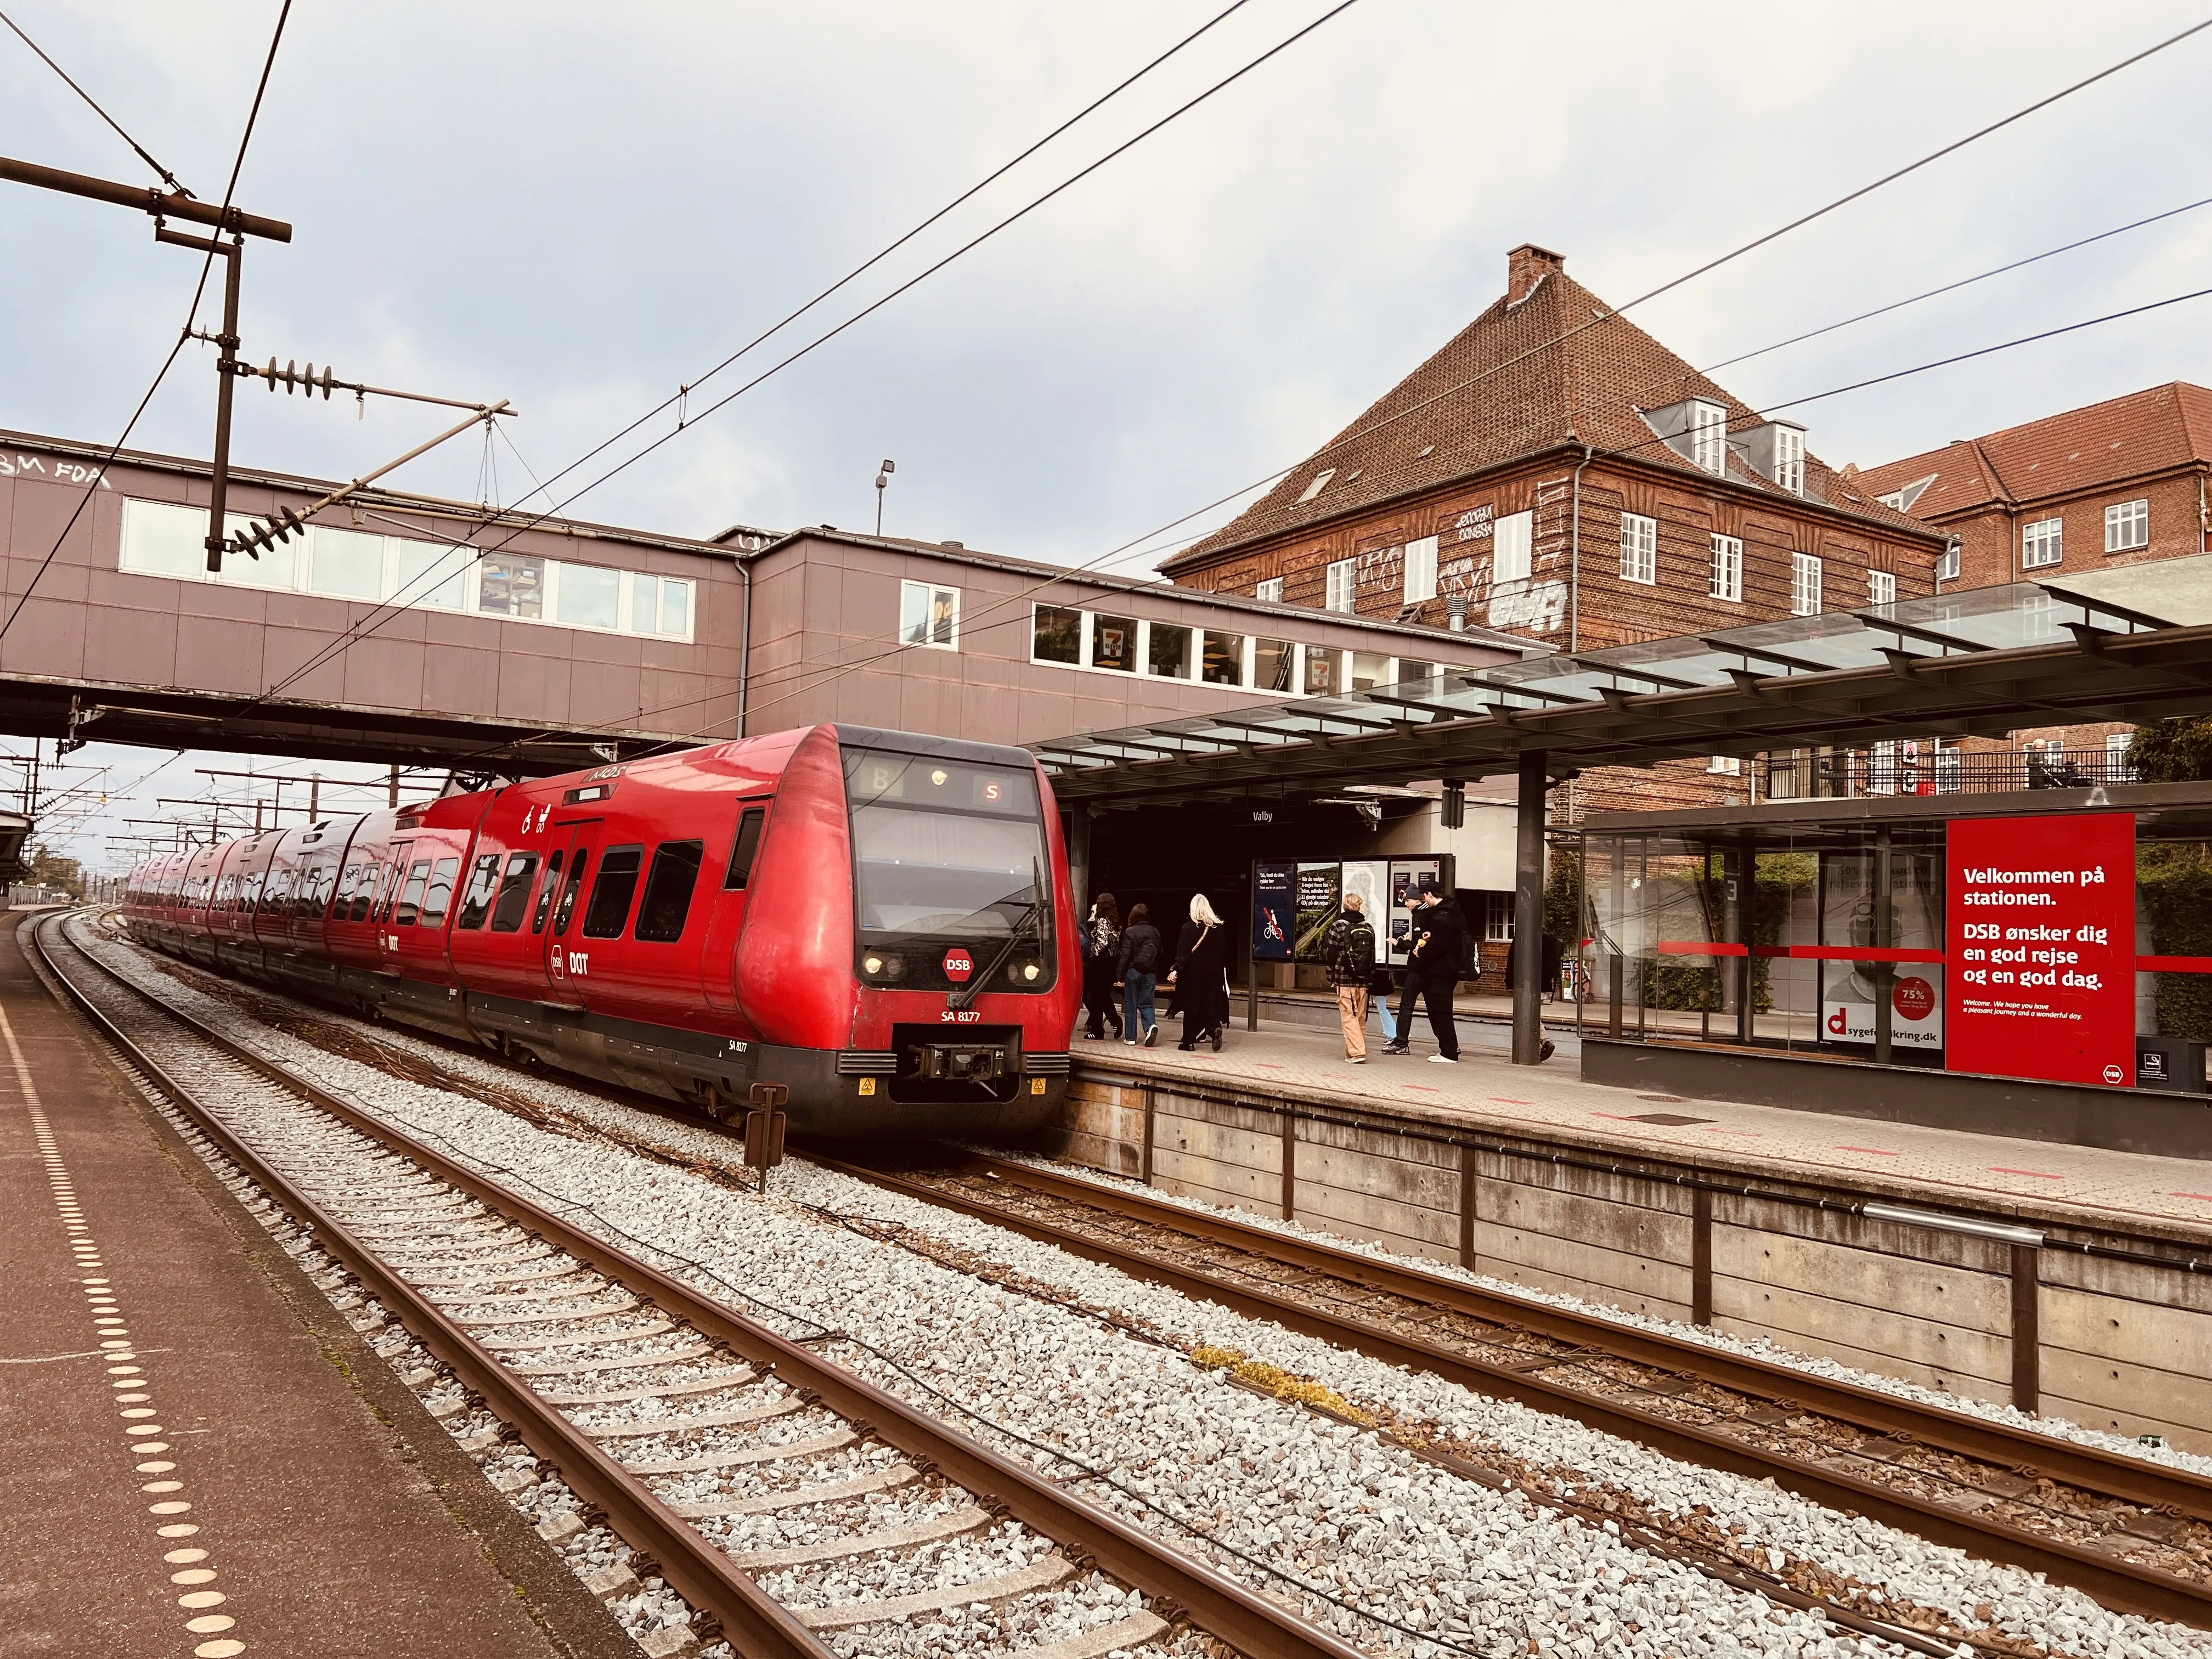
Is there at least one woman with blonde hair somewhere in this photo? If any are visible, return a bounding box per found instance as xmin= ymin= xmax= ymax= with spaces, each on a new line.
xmin=1167 ymin=893 xmax=1233 ymax=1051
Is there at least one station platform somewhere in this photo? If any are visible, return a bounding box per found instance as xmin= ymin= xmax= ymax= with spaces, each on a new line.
xmin=0 ymin=916 xmax=634 ymax=1659
xmin=1074 ymin=1013 xmax=2212 ymax=1244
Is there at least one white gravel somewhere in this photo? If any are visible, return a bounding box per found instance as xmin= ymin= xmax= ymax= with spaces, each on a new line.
xmin=81 ymin=923 xmax=2212 ymax=1658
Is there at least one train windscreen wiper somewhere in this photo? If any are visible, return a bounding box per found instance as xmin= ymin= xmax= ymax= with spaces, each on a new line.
xmin=946 ymin=859 xmax=1042 ymax=1012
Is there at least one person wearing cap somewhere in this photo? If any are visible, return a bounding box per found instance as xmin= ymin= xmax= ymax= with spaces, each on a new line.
xmin=1322 ymin=891 xmax=1378 ymax=1063
xmin=1382 ymin=878 xmax=1465 ymax=1063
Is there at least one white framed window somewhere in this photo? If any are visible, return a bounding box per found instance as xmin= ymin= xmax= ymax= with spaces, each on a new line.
xmin=899 ymin=578 xmax=958 ymax=648
xmin=2105 ymin=498 xmax=2149 ymax=551
xmin=1773 ymin=426 xmax=1805 ymax=495
xmin=1867 ymin=569 xmax=1897 ymax=608
xmin=2022 ymin=517 xmax=2063 ymax=569
xmin=2107 ymin=730 xmax=2136 ymax=781
xmin=1791 ymin=552 xmax=1822 ymax=616
xmin=1620 ymin=513 xmax=1657 ymax=585
xmin=1403 ymin=534 xmax=1438 ymax=604
xmin=1706 ymin=754 xmax=1742 ymax=775
xmin=1494 ymin=510 xmax=1533 ymax=583
xmin=1255 ymin=577 xmax=1284 ymax=603
xmin=115 ymin=498 xmax=691 ymax=639
xmin=1690 ymin=402 xmax=1727 ymax=476
xmin=1144 ymin=620 xmax=1192 ymax=679
xmin=1297 ymin=467 xmax=1336 ymax=504
xmin=1031 ymin=603 xmax=1082 ymax=664
xmin=1304 ymin=645 xmax=1340 ymax=695
xmin=1937 ymin=541 xmax=1960 ymax=583
xmin=1324 ymin=557 xmax=1356 ymax=613
xmin=1708 ymin=533 xmax=1742 ymax=601
xmin=1483 ymin=892 xmax=1514 ymax=942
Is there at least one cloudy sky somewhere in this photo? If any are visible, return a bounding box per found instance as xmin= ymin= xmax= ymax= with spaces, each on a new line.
xmin=8 ymin=0 xmax=2212 ymax=868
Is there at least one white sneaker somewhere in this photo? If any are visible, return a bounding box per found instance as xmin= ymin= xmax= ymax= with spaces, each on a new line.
xmin=1348 ymin=1056 xmax=1367 ymax=1064
xmin=1427 ymin=1053 xmax=1458 ymax=1064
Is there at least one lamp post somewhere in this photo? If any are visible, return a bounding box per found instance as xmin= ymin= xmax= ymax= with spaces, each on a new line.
xmin=875 ymin=458 xmax=895 ymax=535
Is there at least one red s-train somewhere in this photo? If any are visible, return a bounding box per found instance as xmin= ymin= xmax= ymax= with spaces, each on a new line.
xmin=122 ymin=725 xmax=1080 ymax=1138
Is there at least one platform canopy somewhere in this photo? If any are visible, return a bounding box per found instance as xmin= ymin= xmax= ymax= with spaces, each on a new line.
xmin=1030 ymin=581 xmax=2212 ymax=805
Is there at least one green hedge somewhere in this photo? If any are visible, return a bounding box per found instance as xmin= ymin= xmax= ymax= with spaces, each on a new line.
xmin=2139 ymin=842 xmax=2212 ymax=1041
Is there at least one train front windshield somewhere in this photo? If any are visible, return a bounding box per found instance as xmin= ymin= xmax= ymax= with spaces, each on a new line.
xmin=843 ymin=748 xmax=1054 ymax=990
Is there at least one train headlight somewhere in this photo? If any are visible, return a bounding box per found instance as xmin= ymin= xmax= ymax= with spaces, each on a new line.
xmin=864 ymin=955 xmax=884 ymax=975
xmin=1014 ymin=960 xmax=1040 ymax=981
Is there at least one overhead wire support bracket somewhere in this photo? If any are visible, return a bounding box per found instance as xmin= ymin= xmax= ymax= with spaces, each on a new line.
xmin=229 ymin=356 xmax=518 ymax=419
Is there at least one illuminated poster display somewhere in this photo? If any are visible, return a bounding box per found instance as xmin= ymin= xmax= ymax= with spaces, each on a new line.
xmin=1946 ymin=813 xmax=2135 ymax=1086
xmin=1816 ymin=848 xmax=1943 ymax=1053
xmin=1293 ymin=862 xmax=1342 ymax=960
xmin=1252 ymin=862 xmax=1294 ymax=961
xmin=1386 ymin=856 xmax=1442 ymax=965
xmin=1340 ymin=858 xmax=1389 ymax=941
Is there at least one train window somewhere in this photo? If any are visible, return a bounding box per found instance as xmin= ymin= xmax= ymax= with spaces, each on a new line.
xmin=723 ymin=807 xmax=766 ymax=890
xmin=421 ymin=857 xmax=461 ymax=925
xmin=393 ymin=860 xmax=432 ymax=926
xmin=531 ymin=850 xmax=565 ymax=934
xmin=454 ymin=854 xmax=503 ymax=930
xmin=552 ymin=850 xmax=590 ymax=935
xmin=489 ymin=853 xmax=538 ymax=933
xmin=634 ymin=840 xmax=704 ymax=942
xmin=581 ymin=845 xmax=644 ymax=938
xmin=239 ymin=873 xmax=264 ymax=913
xmin=349 ymin=865 xmax=379 ymax=923
xmin=261 ymin=870 xmax=293 ymax=914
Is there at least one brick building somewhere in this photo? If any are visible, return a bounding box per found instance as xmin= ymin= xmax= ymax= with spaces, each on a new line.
xmin=1859 ymin=382 xmax=2212 ymax=785
xmin=1159 ymin=245 xmax=1949 ymax=812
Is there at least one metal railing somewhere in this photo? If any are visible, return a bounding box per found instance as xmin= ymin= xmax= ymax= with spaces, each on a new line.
xmin=1764 ymin=746 xmax=2134 ymax=800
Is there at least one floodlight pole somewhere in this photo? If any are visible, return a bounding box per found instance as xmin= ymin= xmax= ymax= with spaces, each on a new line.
xmin=1513 ymin=751 xmax=1547 ymax=1065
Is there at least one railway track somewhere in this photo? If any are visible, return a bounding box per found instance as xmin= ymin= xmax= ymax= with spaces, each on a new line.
xmin=32 ymin=913 xmax=1367 ymax=1659
xmin=819 ymin=1150 xmax=2212 ymax=1634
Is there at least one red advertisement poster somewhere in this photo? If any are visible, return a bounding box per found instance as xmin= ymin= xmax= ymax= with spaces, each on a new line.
xmin=1946 ymin=813 xmax=2135 ymax=1086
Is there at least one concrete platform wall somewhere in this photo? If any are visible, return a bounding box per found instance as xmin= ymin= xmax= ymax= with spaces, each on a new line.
xmin=1049 ymin=1071 xmax=2212 ymax=1454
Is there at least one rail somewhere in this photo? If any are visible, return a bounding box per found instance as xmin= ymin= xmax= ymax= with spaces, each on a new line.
xmin=32 ymin=914 xmax=1365 ymax=1659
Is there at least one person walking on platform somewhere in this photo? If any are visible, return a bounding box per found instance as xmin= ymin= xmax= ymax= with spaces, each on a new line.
xmin=1382 ymin=879 xmax=1465 ymax=1063
xmin=1322 ymin=890 xmax=1377 ymax=1063
xmin=1117 ymin=902 xmax=1161 ymax=1047
xmin=1080 ymin=894 xmax=1124 ymax=1041
xmin=1168 ymin=894 xmax=1232 ymax=1052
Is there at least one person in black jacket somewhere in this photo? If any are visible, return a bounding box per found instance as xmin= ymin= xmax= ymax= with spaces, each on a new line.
xmin=1167 ymin=894 xmax=1232 ymax=1051
xmin=1322 ymin=891 xmax=1377 ymax=1063
xmin=1383 ymin=880 xmax=1465 ymax=1062
xmin=1116 ymin=903 xmax=1162 ymax=1047
xmin=1080 ymin=893 xmax=1124 ymax=1041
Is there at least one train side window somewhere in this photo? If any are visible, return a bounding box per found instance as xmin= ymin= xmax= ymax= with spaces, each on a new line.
xmin=531 ymin=850 xmax=566 ymax=934
xmin=421 ymin=857 xmax=461 ymax=926
xmin=240 ymin=873 xmax=264 ymax=913
xmin=552 ymin=850 xmax=590 ymax=936
xmin=393 ymin=860 xmax=432 ymax=927
xmin=334 ymin=863 xmax=361 ymax=917
xmin=723 ymin=807 xmax=766 ymax=890
xmin=633 ymin=840 xmax=704 ymax=942
xmin=454 ymin=854 xmax=502 ymax=930
xmin=580 ymin=845 xmax=643 ymax=938
xmin=489 ymin=853 xmax=538 ymax=933
xmin=261 ymin=870 xmax=292 ymax=914
xmin=350 ymin=865 xmax=379 ymax=923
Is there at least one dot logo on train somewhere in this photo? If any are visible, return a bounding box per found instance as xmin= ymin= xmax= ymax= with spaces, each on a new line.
xmin=119 ymin=726 xmax=1077 ymax=1138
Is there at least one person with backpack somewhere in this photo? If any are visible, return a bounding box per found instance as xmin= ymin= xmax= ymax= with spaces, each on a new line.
xmin=1116 ymin=902 xmax=1162 ymax=1047
xmin=1080 ymin=893 xmax=1124 ymax=1041
xmin=1167 ymin=894 xmax=1232 ymax=1051
xmin=1322 ymin=890 xmax=1378 ymax=1063
xmin=1382 ymin=879 xmax=1466 ymax=1063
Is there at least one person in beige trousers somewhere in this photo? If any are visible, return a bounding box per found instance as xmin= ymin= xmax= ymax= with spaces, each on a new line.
xmin=1322 ymin=892 xmax=1378 ymax=1063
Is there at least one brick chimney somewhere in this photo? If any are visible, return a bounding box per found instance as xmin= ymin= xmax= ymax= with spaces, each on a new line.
xmin=1507 ymin=242 xmax=1564 ymax=305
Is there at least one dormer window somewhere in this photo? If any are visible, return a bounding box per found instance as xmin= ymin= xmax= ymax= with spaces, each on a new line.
xmin=1773 ymin=426 xmax=1804 ymax=495
xmin=1689 ymin=402 xmax=1727 ymax=476
xmin=1297 ymin=468 xmax=1336 ymax=503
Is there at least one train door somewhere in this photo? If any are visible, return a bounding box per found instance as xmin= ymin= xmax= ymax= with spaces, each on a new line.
xmin=540 ymin=819 xmax=602 ymax=1000
xmin=698 ymin=794 xmax=772 ymax=1012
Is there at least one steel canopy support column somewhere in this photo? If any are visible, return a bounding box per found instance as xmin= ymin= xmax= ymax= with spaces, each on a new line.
xmin=1513 ymin=750 xmax=1547 ymax=1065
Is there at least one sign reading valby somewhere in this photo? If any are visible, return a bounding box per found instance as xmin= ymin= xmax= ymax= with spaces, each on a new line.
xmin=1945 ymin=814 xmax=2134 ymax=1086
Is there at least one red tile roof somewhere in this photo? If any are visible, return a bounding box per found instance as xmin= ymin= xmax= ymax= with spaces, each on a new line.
xmin=1164 ymin=250 xmax=1931 ymax=573
xmin=1858 ymin=382 xmax=2212 ymax=519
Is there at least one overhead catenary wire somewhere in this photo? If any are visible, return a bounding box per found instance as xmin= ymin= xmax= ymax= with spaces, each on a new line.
xmin=238 ymin=0 xmax=1370 ymax=714
xmin=185 ymin=9 xmax=2212 ymax=775
xmin=559 ymin=16 xmax=2212 ymax=746
xmin=0 ymin=5 xmax=193 ymax=195
xmin=0 ymin=0 xmax=294 ymax=651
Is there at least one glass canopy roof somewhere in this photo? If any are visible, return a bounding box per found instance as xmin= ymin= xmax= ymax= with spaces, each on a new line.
xmin=1030 ymin=580 xmax=2174 ymax=776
